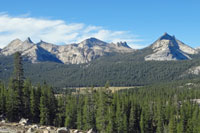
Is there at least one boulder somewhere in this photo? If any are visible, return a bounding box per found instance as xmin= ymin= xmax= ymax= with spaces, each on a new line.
xmin=19 ymin=118 xmax=28 ymax=126
xmin=31 ymin=124 xmax=39 ymax=129
xmin=1 ymin=120 xmax=6 ymax=123
xmin=40 ymin=126 xmax=46 ymax=129
xmin=43 ymin=129 xmax=50 ymax=133
xmin=57 ymin=127 xmax=70 ymax=133
xmin=87 ymin=128 xmax=96 ymax=133
xmin=27 ymin=127 xmax=34 ymax=133
xmin=0 ymin=114 xmax=5 ymax=121
xmin=73 ymin=130 xmax=79 ymax=133
xmin=46 ymin=126 xmax=54 ymax=130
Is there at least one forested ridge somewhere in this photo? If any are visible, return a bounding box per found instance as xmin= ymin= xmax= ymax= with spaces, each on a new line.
xmin=1 ymin=52 xmax=200 ymax=88
xmin=1 ymin=52 xmax=200 ymax=132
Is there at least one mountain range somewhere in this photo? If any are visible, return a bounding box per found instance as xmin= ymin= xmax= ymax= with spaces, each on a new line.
xmin=1 ymin=33 xmax=200 ymax=88
xmin=0 ymin=32 xmax=199 ymax=64
xmin=0 ymin=37 xmax=134 ymax=64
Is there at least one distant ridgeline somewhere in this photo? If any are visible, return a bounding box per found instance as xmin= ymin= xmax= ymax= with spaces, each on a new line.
xmin=1 ymin=33 xmax=200 ymax=88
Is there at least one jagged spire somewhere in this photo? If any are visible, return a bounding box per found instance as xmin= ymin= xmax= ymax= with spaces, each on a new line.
xmin=37 ymin=40 xmax=47 ymax=45
xmin=25 ymin=37 xmax=33 ymax=43
xmin=39 ymin=40 xmax=46 ymax=43
xmin=116 ymin=41 xmax=130 ymax=48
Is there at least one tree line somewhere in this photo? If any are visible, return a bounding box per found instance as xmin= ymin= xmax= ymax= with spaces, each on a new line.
xmin=1 ymin=53 xmax=200 ymax=89
xmin=1 ymin=52 xmax=200 ymax=132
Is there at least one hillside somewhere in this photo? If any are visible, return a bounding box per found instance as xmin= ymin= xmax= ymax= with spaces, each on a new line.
xmin=1 ymin=54 xmax=200 ymax=89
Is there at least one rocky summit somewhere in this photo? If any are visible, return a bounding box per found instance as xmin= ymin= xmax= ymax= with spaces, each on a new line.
xmin=0 ymin=33 xmax=199 ymax=64
xmin=0 ymin=37 xmax=134 ymax=64
xmin=145 ymin=33 xmax=197 ymax=61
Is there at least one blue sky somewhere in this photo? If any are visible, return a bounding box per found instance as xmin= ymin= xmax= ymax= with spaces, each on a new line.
xmin=0 ymin=0 xmax=200 ymax=48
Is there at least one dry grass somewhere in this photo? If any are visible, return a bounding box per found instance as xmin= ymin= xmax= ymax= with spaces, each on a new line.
xmin=73 ymin=86 xmax=137 ymax=93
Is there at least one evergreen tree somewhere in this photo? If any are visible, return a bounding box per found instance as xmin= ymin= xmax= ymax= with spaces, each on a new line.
xmin=95 ymin=89 xmax=108 ymax=132
xmin=13 ymin=52 xmax=25 ymax=119
xmin=6 ymin=80 xmax=21 ymax=121
xmin=191 ymin=105 xmax=200 ymax=133
xmin=168 ymin=115 xmax=177 ymax=133
xmin=22 ymin=79 xmax=31 ymax=118
xmin=115 ymin=95 xmax=124 ymax=132
xmin=177 ymin=122 xmax=183 ymax=133
xmin=39 ymin=85 xmax=50 ymax=125
xmin=13 ymin=52 xmax=24 ymax=83
xmin=0 ymin=82 xmax=6 ymax=115
xmin=46 ymin=86 xmax=56 ymax=125
xmin=105 ymin=106 xmax=114 ymax=133
xmin=76 ymin=95 xmax=84 ymax=129
xmin=65 ymin=95 xmax=77 ymax=128
xmin=13 ymin=52 xmax=24 ymax=97
xmin=30 ymin=86 xmax=40 ymax=123
xmin=156 ymin=101 xmax=164 ymax=133
xmin=82 ymin=89 xmax=96 ymax=130
xmin=54 ymin=96 xmax=65 ymax=127
xmin=129 ymin=103 xmax=140 ymax=133
xmin=140 ymin=110 xmax=146 ymax=133
xmin=122 ymin=113 xmax=128 ymax=133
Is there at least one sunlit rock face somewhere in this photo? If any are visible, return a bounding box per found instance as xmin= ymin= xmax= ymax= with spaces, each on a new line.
xmin=145 ymin=33 xmax=197 ymax=61
xmin=0 ymin=37 xmax=134 ymax=64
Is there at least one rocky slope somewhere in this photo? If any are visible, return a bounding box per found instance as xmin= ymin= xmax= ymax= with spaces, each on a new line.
xmin=0 ymin=38 xmax=61 ymax=63
xmin=184 ymin=66 xmax=200 ymax=75
xmin=0 ymin=37 xmax=134 ymax=64
xmin=145 ymin=33 xmax=198 ymax=61
xmin=38 ymin=38 xmax=133 ymax=64
xmin=0 ymin=121 xmax=93 ymax=133
xmin=0 ymin=33 xmax=198 ymax=64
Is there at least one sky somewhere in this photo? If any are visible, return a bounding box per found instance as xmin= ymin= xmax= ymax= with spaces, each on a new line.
xmin=0 ymin=0 xmax=200 ymax=49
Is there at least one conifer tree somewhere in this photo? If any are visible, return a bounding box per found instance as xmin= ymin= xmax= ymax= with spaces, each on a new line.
xmin=115 ymin=96 xmax=124 ymax=132
xmin=65 ymin=95 xmax=77 ymax=128
xmin=46 ymin=86 xmax=56 ymax=125
xmin=95 ymin=89 xmax=107 ymax=132
xmin=140 ymin=110 xmax=145 ymax=133
xmin=191 ymin=105 xmax=200 ymax=133
xmin=13 ymin=52 xmax=25 ymax=118
xmin=54 ymin=96 xmax=65 ymax=127
xmin=13 ymin=52 xmax=24 ymax=96
xmin=6 ymin=80 xmax=21 ymax=121
xmin=22 ymin=79 xmax=31 ymax=118
xmin=105 ymin=106 xmax=114 ymax=133
xmin=0 ymin=82 xmax=6 ymax=115
xmin=156 ymin=102 xmax=164 ymax=133
xmin=76 ymin=95 xmax=84 ymax=129
xmin=122 ymin=113 xmax=128 ymax=133
xmin=39 ymin=85 xmax=50 ymax=125
xmin=82 ymin=89 xmax=96 ymax=130
xmin=168 ymin=115 xmax=177 ymax=133
xmin=30 ymin=86 xmax=39 ymax=122
xmin=129 ymin=103 xmax=140 ymax=133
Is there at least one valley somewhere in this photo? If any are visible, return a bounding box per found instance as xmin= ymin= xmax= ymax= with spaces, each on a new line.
xmin=1 ymin=33 xmax=200 ymax=132
xmin=1 ymin=1 xmax=200 ymax=132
